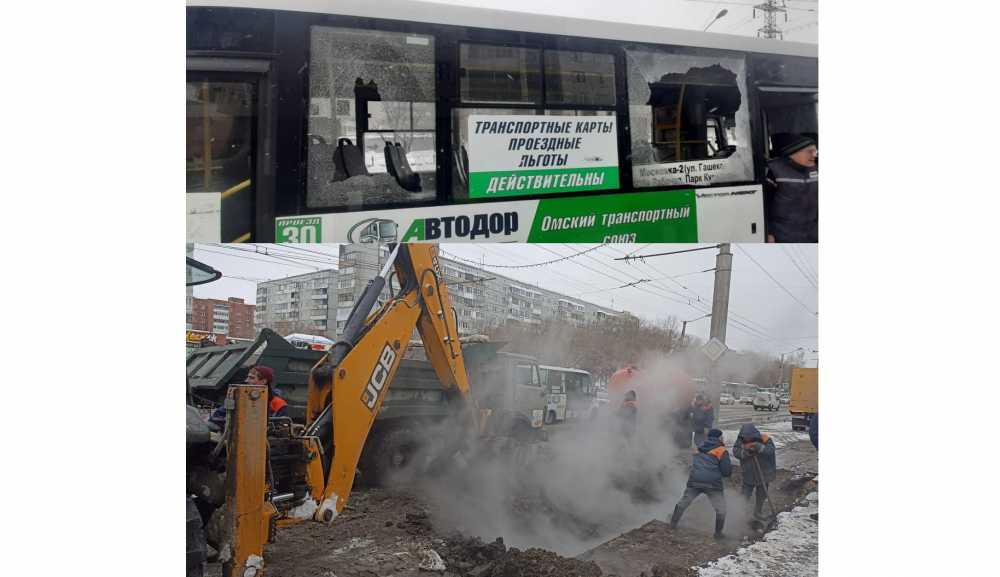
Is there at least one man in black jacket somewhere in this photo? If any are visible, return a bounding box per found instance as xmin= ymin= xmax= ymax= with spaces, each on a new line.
xmin=732 ymin=423 xmax=777 ymax=523
xmin=765 ymin=133 xmax=818 ymax=243
xmin=669 ymin=428 xmax=732 ymax=539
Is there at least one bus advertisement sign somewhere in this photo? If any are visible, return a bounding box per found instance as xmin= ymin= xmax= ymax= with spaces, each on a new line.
xmin=278 ymin=188 xmax=712 ymax=243
xmin=467 ymin=115 xmax=619 ymax=198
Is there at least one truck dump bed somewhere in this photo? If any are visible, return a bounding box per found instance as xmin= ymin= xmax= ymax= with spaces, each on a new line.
xmin=789 ymin=367 xmax=818 ymax=431
xmin=185 ymin=328 xmax=324 ymax=421
xmin=186 ymin=332 xmax=509 ymax=423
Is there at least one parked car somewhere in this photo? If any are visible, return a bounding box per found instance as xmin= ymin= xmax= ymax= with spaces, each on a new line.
xmin=779 ymin=395 xmax=790 ymax=405
xmin=740 ymin=395 xmax=754 ymax=405
xmin=719 ymin=393 xmax=735 ymax=405
xmin=753 ymin=391 xmax=780 ymax=412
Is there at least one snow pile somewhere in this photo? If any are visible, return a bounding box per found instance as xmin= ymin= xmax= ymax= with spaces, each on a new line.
xmin=418 ymin=549 xmax=447 ymax=572
xmin=696 ymin=492 xmax=818 ymax=577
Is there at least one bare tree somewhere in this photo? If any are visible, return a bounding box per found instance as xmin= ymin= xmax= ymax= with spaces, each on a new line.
xmin=485 ymin=315 xmax=685 ymax=382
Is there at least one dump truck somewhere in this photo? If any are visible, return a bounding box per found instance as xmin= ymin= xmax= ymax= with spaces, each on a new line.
xmin=358 ymin=341 xmax=546 ymax=485
xmin=186 ymin=332 xmax=546 ymax=486
xmin=789 ymin=367 xmax=818 ymax=431
xmin=186 ymin=328 xmax=325 ymax=422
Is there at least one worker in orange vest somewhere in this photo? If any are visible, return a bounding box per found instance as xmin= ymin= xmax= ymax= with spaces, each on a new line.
xmin=248 ymin=365 xmax=288 ymax=418
xmin=670 ymin=429 xmax=732 ymax=539
xmin=207 ymin=365 xmax=287 ymax=429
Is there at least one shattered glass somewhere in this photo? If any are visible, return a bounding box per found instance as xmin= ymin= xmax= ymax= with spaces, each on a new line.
xmin=627 ymin=49 xmax=753 ymax=188
xmin=308 ymin=27 xmax=437 ymax=209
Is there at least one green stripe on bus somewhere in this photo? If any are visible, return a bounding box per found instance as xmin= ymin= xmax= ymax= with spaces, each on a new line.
xmin=526 ymin=189 xmax=698 ymax=242
xmin=469 ymin=167 xmax=619 ymax=199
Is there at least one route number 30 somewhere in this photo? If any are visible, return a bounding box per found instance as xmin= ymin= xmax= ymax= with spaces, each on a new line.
xmin=276 ymin=219 xmax=321 ymax=243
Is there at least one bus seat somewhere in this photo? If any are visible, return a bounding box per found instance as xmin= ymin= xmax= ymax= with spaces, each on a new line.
xmin=383 ymin=141 xmax=399 ymax=180
xmin=389 ymin=142 xmax=422 ymax=192
xmin=331 ymin=138 xmax=350 ymax=182
xmin=333 ymin=138 xmax=369 ymax=180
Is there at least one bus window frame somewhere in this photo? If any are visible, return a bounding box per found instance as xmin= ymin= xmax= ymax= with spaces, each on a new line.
xmin=449 ymin=39 xmax=624 ymax=202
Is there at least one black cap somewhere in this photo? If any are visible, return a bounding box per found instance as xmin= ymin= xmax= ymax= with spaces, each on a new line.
xmin=708 ymin=428 xmax=723 ymax=439
xmin=773 ymin=133 xmax=816 ymax=158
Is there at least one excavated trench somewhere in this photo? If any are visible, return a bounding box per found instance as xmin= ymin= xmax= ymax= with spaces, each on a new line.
xmin=234 ymin=439 xmax=816 ymax=577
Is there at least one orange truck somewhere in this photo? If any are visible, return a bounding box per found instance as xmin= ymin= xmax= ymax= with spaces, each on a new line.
xmin=789 ymin=367 xmax=818 ymax=431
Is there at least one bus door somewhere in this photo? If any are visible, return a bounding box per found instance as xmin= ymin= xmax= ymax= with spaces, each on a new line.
xmin=514 ymin=362 xmax=546 ymax=428
xmin=565 ymin=372 xmax=591 ymax=419
xmin=543 ymin=370 xmax=567 ymax=422
xmin=757 ymin=86 xmax=818 ymax=161
xmin=186 ymin=58 xmax=275 ymax=242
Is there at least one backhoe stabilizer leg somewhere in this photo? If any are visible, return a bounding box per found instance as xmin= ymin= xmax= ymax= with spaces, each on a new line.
xmin=221 ymin=384 xmax=269 ymax=577
xmin=315 ymin=495 xmax=340 ymax=524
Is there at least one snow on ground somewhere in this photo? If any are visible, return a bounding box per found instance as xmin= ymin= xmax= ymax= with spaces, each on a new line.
xmin=697 ymin=492 xmax=818 ymax=577
xmin=720 ymin=420 xmax=808 ymax=450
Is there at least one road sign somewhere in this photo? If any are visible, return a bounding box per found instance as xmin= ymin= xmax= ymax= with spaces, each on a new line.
xmin=701 ymin=337 xmax=728 ymax=363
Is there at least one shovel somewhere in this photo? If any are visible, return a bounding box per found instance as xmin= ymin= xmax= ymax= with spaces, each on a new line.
xmin=750 ymin=454 xmax=779 ymax=531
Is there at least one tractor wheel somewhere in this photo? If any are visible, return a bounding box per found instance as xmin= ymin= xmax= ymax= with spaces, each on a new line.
xmin=366 ymin=427 xmax=422 ymax=487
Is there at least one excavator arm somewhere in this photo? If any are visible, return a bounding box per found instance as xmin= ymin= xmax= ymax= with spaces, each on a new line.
xmin=300 ymin=243 xmax=474 ymax=522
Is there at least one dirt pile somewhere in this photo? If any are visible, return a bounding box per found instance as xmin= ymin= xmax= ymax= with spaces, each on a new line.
xmin=440 ymin=535 xmax=603 ymax=577
xmin=398 ymin=511 xmax=434 ymax=535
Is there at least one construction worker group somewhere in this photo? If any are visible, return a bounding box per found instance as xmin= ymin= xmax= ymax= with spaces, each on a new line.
xmin=670 ymin=393 xmax=777 ymax=539
xmin=618 ymin=388 xmax=779 ymax=540
xmin=669 ymin=418 xmax=777 ymax=540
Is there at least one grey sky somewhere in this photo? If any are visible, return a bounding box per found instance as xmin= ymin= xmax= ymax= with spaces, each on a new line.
xmin=425 ymin=0 xmax=819 ymax=43
xmin=191 ymin=243 xmax=818 ymax=361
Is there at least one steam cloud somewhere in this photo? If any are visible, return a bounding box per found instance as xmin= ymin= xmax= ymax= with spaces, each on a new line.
xmin=381 ymin=344 xmax=766 ymax=556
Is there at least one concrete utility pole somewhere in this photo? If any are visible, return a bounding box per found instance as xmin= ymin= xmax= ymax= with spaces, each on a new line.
xmin=709 ymin=244 xmax=732 ymax=345
xmin=707 ymin=243 xmax=733 ymax=420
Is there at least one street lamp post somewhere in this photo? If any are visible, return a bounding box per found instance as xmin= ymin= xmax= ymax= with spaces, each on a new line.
xmin=778 ymin=347 xmax=805 ymax=389
xmin=704 ymin=9 xmax=729 ymax=32
xmin=678 ymin=313 xmax=711 ymax=350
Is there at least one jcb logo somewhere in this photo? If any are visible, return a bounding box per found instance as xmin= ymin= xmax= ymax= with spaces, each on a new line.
xmin=362 ymin=343 xmax=397 ymax=411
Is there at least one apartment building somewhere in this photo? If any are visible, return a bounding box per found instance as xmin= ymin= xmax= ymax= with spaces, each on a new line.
xmin=337 ymin=245 xmax=621 ymax=337
xmin=254 ymin=269 xmax=338 ymax=336
xmin=189 ymin=297 xmax=256 ymax=339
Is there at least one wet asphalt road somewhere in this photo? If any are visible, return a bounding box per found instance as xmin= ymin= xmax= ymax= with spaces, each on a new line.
xmin=716 ymin=403 xmax=791 ymax=427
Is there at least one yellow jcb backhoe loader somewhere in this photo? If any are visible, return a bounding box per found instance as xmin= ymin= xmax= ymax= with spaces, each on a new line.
xmin=186 ymin=244 xmax=485 ymax=577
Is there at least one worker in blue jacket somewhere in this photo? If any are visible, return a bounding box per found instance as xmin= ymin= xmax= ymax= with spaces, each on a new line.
xmin=670 ymin=428 xmax=732 ymax=539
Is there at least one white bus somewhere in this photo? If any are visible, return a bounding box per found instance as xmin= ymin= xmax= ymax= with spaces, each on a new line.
xmin=187 ymin=0 xmax=817 ymax=243
xmin=539 ymin=365 xmax=606 ymax=423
